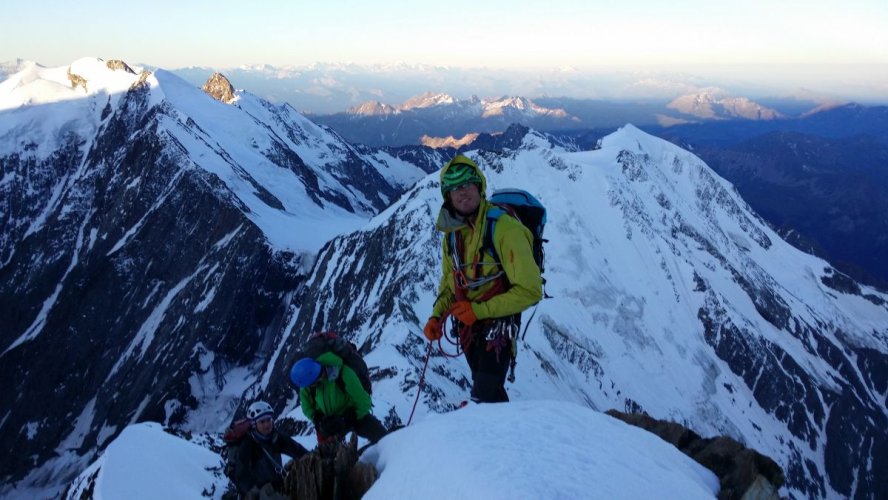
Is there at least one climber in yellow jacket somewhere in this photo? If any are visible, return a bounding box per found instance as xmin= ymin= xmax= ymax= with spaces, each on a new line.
xmin=424 ymin=155 xmax=542 ymax=402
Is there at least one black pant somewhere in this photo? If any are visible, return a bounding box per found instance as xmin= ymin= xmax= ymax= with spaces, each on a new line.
xmin=463 ymin=319 xmax=514 ymax=403
xmin=317 ymin=412 xmax=388 ymax=444
xmin=354 ymin=414 xmax=388 ymax=444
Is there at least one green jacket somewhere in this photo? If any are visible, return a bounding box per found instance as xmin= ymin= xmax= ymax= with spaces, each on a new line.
xmin=431 ymin=156 xmax=543 ymax=320
xmin=298 ymin=352 xmax=372 ymax=421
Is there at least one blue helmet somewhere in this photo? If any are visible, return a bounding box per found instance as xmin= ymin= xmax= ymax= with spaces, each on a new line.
xmin=290 ymin=358 xmax=322 ymax=388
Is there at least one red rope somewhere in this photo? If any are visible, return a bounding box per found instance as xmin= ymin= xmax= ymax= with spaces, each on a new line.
xmin=407 ymin=341 xmax=433 ymax=426
xmin=434 ymin=310 xmax=467 ymax=358
xmin=410 ymin=231 xmax=511 ymax=423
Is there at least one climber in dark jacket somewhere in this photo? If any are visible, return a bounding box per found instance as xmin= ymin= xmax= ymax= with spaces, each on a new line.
xmin=233 ymin=400 xmax=308 ymax=497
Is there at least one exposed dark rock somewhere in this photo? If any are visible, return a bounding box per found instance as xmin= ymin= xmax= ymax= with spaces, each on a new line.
xmin=284 ymin=434 xmax=376 ymax=500
xmin=105 ymin=59 xmax=136 ymax=74
xmin=697 ymin=294 xmax=888 ymax=499
xmin=202 ymin=72 xmax=237 ymax=104
xmin=67 ymin=69 xmax=87 ymax=91
xmin=606 ymin=410 xmax=784 ymax=500
xmin=369 ymin=144 xmax=448 ymax=174
xmin=820 ymin=267 xmax=862 ymax=296
xmin=463 ymin=123 xmax=533 ymax=152
xmin=134 ymin=70 xmax=151 ymax=88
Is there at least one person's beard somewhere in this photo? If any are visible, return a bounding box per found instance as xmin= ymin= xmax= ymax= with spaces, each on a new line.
xmin=450 ymin=201 xmax=479 ymax=219
xmin=456 ymin=206 xmax=478 ymax=218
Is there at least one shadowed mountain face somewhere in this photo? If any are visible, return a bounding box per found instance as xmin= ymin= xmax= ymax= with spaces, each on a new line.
xmin=683 ymin=132 xmax=888 ymax=289
xmin=0 ymin=59 xmax=435 ymax=495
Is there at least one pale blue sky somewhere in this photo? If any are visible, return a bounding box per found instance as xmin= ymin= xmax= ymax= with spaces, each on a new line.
xmin=3 ymin=0 xmax=887 ymax=71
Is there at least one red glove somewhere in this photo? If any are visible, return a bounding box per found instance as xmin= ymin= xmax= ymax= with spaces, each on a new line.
xmin=450 ymin=301 xmax=478 ymax=326
xmin=423 ymin=317 xmax=443 ymax=341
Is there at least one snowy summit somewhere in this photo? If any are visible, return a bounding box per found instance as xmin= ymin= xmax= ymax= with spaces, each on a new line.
xmin=67 ymin=401 xmax=719 ymax=500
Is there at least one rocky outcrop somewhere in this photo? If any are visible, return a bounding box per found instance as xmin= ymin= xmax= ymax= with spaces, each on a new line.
xmin=106 ymin=59 xmax=136 ymax=74
xmin=67 ymin=68 xmax=87 ymax=91
xmin=202 ymin=72 xmax=237 ymax=104
xmin=283 ymin=435 xmax=377 ymax=500
xmin=606 ymin=410 xmax=784 ymax=500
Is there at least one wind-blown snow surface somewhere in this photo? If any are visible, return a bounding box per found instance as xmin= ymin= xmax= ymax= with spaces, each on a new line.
xmin=364 ymin=401 xmax=719 ymax=499
xmin=66 ymin=423 xmax=224 ymax=500
xmin=66 ymin=402 xmax=719 ymax=500
xmin=262 ymin=126 xmax=888 ymax=499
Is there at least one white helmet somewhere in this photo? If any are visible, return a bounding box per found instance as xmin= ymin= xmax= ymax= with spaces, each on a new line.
xmin=247 ymin=401 xmax=274 ymax=421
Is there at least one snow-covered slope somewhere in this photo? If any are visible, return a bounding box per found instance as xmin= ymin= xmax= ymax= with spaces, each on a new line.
xmin=0 ymin=59 xmax=31 ymax=82
xmin=65 ymin=423 xmax=226 ymax=500
xmin=0 ymin=58 xmax=426 ymax=251
xmin=66 ymin=402 xmax=719 ymax=500
xmin=261 ymin=126 xmax=888 ymax=499
xmin=0 ymin=58 xmax=430 ymax=497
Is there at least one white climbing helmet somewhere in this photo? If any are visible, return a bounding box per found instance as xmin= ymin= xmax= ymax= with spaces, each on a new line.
xmin=247 ymin=400 xmax=274 ymax=421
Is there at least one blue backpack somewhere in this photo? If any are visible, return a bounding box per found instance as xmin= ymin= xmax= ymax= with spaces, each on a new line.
xmin=483 ymin=189 xmax=547 ymax=278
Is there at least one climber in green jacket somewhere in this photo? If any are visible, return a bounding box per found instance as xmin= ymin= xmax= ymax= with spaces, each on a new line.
xmin=290 ymin=351 xmax=386 ymax=444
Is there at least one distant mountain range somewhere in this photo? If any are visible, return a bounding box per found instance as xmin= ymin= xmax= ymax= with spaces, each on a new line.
xmin=650 ymin=103 xmax=888 ymax=147
xmin=347 ymin=92 xmax=571 ymax=118
xmin=5 ymin=60 xmax=853 ymax=146
xmin=157 ymin=63 xmax=875 ymax=116
xmin=312 ymin=92 xmax=578 ymax=147
xmin=665 ymin=87 xmax=783 ymax=121
xmin=308 ymin=88 xmax=837 ymax=147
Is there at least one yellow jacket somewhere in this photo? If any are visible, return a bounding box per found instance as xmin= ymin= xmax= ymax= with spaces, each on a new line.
xmin=431 ymin=156 xmax=542 ymax=320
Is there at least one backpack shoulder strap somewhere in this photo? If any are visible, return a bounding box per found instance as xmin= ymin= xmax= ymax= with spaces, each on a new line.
xmin=482 ymin=205 xmax=507 ymax=265
xmin=447 ymin=231 xmax=457 ymax=260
